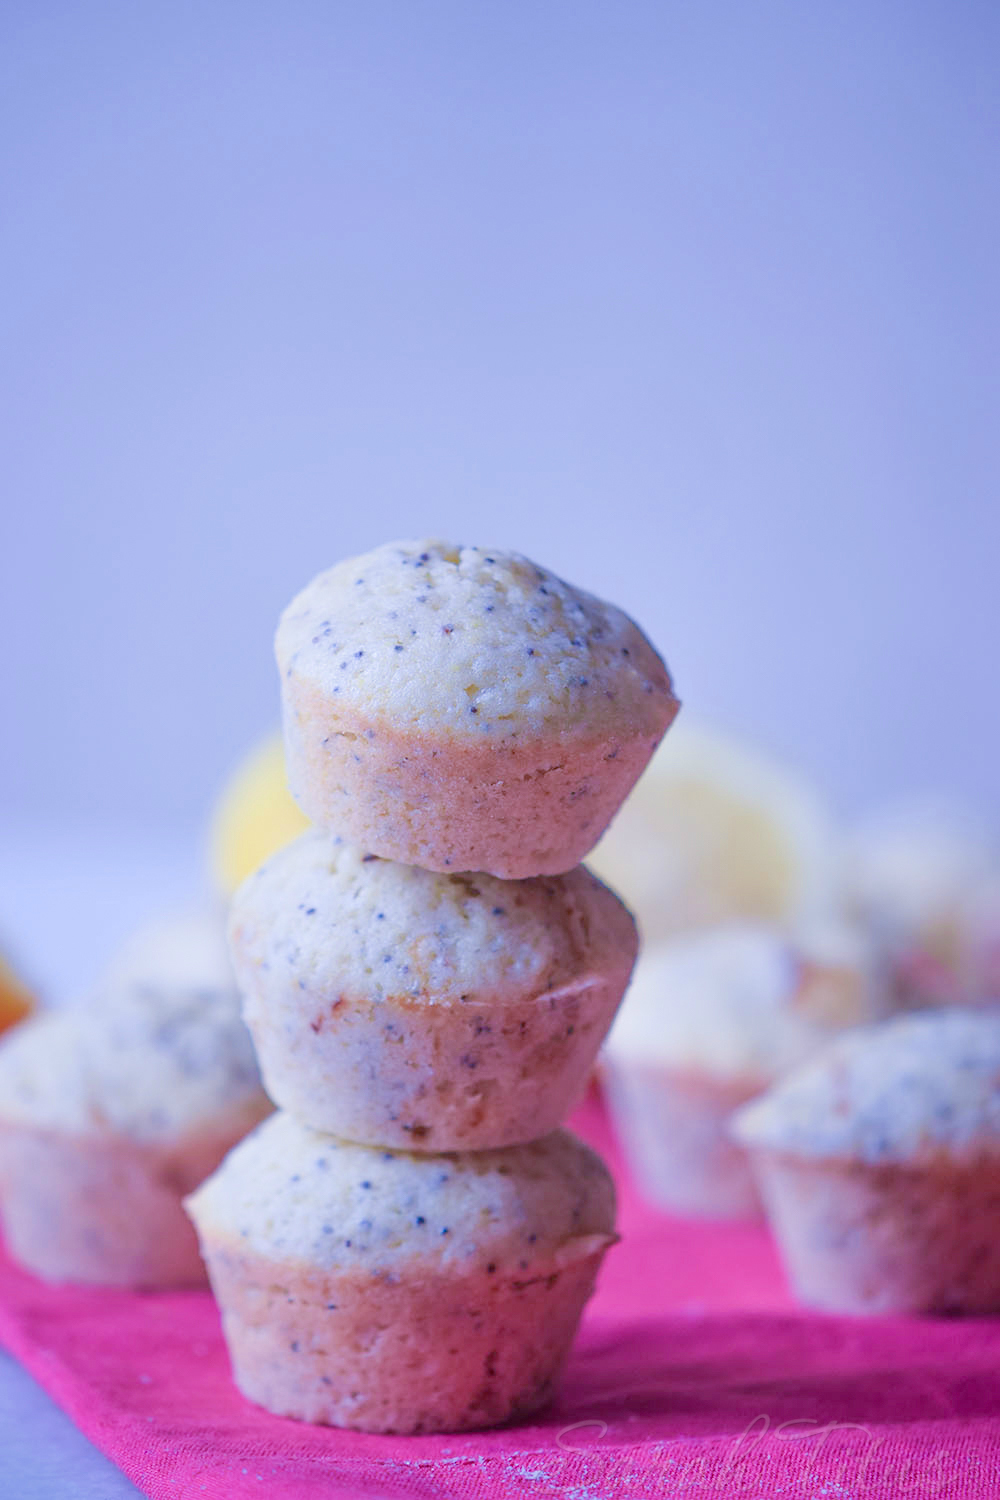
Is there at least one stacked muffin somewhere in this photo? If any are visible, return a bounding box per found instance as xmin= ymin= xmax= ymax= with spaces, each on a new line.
xmin=187 ymin=539 xmax=678 ymax=1433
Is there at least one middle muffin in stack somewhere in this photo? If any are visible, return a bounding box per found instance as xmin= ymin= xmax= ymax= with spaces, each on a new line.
xmin=187 ymin=538 xmax=679 ymax=1434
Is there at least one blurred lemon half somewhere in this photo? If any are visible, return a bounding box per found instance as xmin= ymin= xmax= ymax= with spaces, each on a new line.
xmin=209 ymin=733 xmax=309 ymax=895
xmin=588 ymin=720 xmax=836 ymax=942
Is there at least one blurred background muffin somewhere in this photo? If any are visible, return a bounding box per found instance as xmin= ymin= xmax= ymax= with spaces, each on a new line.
xmin=601 ymin=921 xmax=875 ymax=1217
xmin=0 ymin=909 xmax=270 ymax=1286
xmin=733 ymin=1009 xmax=1000 ymax=1314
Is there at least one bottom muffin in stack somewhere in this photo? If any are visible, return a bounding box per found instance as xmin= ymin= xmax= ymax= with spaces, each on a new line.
xmin=186 ymin=1114 xmax=616 ymax=1433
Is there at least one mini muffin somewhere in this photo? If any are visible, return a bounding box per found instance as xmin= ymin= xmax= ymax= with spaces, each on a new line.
xmin=229 ymin=829 xmax=638 ymax=1149
xmin=275 ymin=539 xmax=678 ymax=878
xmin=185 ymin=1112 xmax=616 ymax=1433
xmin=601 ymin=922 xmax=872 ymax=1218
xmin=733 ymin=1009 xmax=1000 ymax=1314
xmin=0 ymin=913 xmax=271 ymax=1286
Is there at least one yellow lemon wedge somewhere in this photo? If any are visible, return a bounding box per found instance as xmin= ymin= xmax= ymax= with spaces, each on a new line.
xmin=588 ymin=720 xmax=836 ymax=942
xmin=209 ymin=733 xmax=309 ymax=895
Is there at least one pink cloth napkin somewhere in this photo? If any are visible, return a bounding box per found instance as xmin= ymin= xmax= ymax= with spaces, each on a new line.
xmin=1 ymin=1094 xmax=999 ymax=1499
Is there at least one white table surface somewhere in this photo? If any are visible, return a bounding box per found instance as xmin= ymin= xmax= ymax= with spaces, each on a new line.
xmin=0 ymin=823 xmax=208 ymax=1499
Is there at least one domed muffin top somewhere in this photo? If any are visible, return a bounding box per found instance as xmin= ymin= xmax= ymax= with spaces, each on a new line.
xmin=186 ymin=1112 xmax=616 ymax=1273
xmin=276 ymin=539 xmax=675 ymax=739
xmin=0 ymin=918 xmax=266 ymax=1144
xmin=733 ymin=1008 xmax=1000 ymax=1165
xmin=230 ymin=828 xmax=638 ymax=1007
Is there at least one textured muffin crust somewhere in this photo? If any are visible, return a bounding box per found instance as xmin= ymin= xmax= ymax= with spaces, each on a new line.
xmin=186 ymin=1114 xmax=616 ymax=1431
xmin=276 ymin=539 xmax=678 ymax=876
xmin=187 ymin=1112 xmax=615 ymax=1267
xmin=277 ymin=540 xmax=672 ymax=737
xmin=732 ymin=1008 xmax=1000 ymax=1166
xmin=229 ymin=829 xmax=637 ymax=1147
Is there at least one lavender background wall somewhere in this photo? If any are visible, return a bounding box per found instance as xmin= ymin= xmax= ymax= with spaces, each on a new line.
xmin=2 ymin=1 xmax=998 ymax=846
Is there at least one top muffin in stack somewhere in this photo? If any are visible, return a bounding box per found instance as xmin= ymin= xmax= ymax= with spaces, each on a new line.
xmin=276 ymin=538 xmax=678 ymax=879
